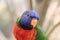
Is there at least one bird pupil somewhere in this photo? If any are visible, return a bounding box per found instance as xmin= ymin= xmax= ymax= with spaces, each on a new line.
xmin=27 ymin=14 xmax=30 ymax=17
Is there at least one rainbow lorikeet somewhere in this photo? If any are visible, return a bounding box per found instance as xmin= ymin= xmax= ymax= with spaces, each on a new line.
xmin=13 ymin=10 xmax=48 ymax=40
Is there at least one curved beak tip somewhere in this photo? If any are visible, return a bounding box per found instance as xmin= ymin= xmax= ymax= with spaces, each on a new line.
xmin=31 ymin=19 xmax=38 ymax=27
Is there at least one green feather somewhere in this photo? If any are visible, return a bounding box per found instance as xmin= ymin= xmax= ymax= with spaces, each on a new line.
xmin=16 ymin=16 xmax=21 ymax=25
xmin=35 ymin=25 xmax=48 ymax=40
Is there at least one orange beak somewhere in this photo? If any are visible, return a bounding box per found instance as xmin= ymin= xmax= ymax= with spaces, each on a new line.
xmin=31 ymin=19 xmax=38 ymax=28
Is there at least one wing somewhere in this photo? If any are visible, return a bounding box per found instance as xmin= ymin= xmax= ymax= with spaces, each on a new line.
xmin=35 ymin=25 xmax=48 ymax=40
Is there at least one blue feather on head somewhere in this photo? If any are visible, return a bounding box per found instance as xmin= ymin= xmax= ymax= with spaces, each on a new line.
xmin=19 ymin=10 xmax=40 ymax=30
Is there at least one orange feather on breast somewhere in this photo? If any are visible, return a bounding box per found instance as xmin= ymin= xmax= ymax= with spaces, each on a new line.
xmin=13 ymin=24 xmax=37 ymax=40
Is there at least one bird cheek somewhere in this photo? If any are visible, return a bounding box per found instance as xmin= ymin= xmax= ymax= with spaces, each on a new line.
xmin=30 ymin=19 xmax=38 ymax=28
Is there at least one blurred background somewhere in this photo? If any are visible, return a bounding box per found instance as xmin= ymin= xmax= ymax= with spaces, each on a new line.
xmin=0 ymin=0 xmax=60 ymax=40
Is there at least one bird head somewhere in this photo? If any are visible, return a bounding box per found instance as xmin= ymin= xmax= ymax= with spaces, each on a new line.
xmin=16 ymin=10 xmax=40 ymax=30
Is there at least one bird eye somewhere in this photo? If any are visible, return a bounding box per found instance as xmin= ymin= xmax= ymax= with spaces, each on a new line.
xmin=26 ymin=14 xmax=32 ymax=18
xmin=27 ymin=14 xmax=30 ymax=17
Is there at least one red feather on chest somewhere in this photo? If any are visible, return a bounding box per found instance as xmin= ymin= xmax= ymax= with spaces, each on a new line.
xmin=13 ymin=24 xmax=37 ymax=40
